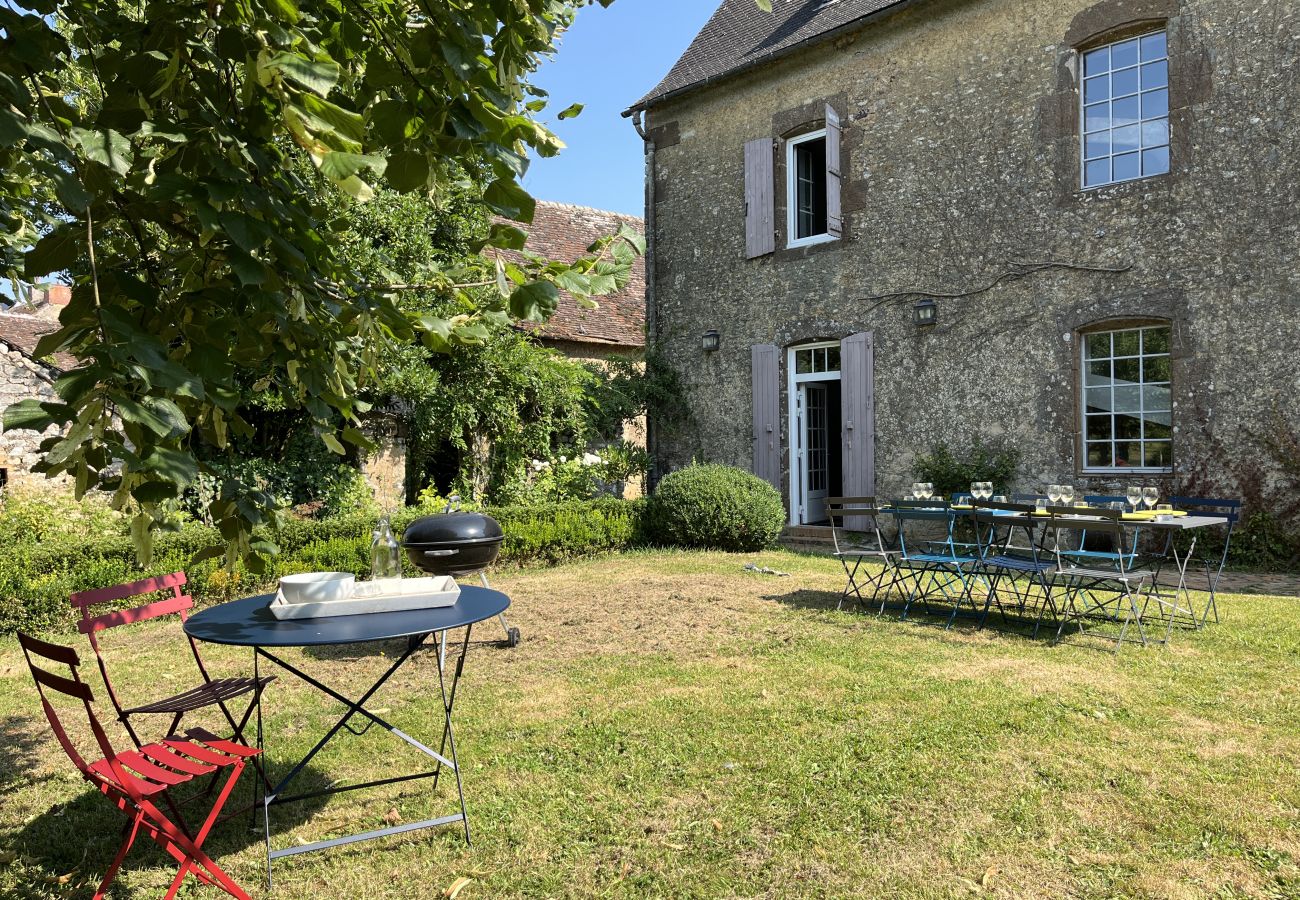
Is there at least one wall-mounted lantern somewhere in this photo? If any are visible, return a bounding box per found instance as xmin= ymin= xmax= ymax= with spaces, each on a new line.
xmin=912 ymin=298 xmax=937 ymax=327
xmin=702 ymin=329 xmax=721 ymax=352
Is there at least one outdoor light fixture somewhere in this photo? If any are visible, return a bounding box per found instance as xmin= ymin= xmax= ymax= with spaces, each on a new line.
xmin=912 ymin=298 xmax=937 ymax=327
xmin=702 ymin=329 xmax=721 ymax=352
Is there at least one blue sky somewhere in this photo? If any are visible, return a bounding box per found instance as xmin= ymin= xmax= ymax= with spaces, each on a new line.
xmin=522 ymin=0 xmax=718 ymax=218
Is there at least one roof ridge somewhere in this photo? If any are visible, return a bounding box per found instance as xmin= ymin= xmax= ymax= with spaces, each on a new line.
xmin=534 ymin=199 xmax=644 ymax=223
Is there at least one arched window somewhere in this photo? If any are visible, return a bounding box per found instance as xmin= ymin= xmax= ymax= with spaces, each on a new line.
xmin=1079 ymin=320 xmax=1172 ymax=472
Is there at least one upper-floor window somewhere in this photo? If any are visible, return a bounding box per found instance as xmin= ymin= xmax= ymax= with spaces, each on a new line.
xmin=1081 ymin=30 xmax=1170 ymax=189
xmin=787 ymin=130 xmax=829 ymax=246
xmin=1081 ymin=324 xmax=1172 ymax=472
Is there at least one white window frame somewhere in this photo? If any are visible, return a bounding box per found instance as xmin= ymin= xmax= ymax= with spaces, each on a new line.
xmin=1078 ymin=325 xmax=1173 ymax=474
xmin=1079 ymin=29 xmax=1171 ymax=191
xmin=785 ymin=130 xmax=835 ymax=249
xmin=786 ymin=341 xmax=842 ymax=525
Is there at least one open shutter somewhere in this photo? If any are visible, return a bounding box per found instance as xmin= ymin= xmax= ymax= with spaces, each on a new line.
xmin=840 ymin=332 xmax=875 ymax=528
xmin=751 ymin=344 xmax=781 ymax=489
xmin=744 ymin=139 xmax=775 ymax=258
xmin=825 ymin=104 xmax=843 ymax=239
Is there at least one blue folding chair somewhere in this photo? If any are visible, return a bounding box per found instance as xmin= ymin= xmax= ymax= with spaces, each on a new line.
xmin=891 ymin=500 xmax=983 ymax=627
xmin=964 ymin=501 xmax=1059 ymax=637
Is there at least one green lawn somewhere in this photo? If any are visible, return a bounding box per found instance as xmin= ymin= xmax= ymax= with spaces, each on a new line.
xmin=1 ymin=550 xmax=1298 ymax=898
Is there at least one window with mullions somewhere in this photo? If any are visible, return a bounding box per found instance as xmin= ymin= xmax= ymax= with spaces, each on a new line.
xmin=787 ymin=131 xmax=828 ymax=245
xmin=1082 ymin=326 xmax=1172 ymax=471
xmin=1081 ymin=31 xmax=1170 ymax=188
xmin=793 ymin=345 xmax=840 ymax=375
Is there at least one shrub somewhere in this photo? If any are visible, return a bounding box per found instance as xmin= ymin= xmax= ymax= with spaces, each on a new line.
xmin=912 ymin=441 xmax=1020 ymax=499
xmin=648 ymin=464 xmax=785 ymax=552
xmin=0 ymin=498 xmax=648 ymax=634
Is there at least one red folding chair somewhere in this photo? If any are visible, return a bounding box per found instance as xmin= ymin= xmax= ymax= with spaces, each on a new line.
xmin=71 ymin=572 xmax=272 ymax=751
xmin=17 ymin=631 xmax=259 ymax=900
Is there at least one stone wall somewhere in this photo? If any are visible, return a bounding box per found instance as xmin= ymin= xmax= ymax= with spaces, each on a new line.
xmin=645 ymin=0 xmax=1300 ymax=511
xmin=0 ymin=345 xmax=65 ymax=489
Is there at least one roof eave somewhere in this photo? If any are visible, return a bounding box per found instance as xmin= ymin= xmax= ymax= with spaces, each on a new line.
xmin=622 ymin=0 xmax=916 ymax=118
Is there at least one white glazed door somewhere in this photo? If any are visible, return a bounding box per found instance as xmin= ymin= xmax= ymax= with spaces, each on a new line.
xmin=802 ymin=383 xmax=829 ymax=522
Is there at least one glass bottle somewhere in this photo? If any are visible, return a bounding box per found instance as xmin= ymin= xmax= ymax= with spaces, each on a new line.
xmin=370 ymin=516 xmax=402 ymax=581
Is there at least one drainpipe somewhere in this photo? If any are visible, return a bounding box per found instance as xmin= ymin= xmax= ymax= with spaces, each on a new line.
xmin=631 ymin=109 xmax=661 ymax=491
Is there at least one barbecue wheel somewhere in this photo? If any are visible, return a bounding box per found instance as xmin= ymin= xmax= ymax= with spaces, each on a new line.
xmin=506 ymin=626 xmax=521 ymax=647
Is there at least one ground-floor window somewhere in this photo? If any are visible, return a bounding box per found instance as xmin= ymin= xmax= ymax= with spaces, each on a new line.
xmin=1081 ymin=324 xmax=1172 ymax=471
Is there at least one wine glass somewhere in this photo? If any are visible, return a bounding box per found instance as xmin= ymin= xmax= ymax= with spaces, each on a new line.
xmin=980 ymin=482 xmax=993 ymax=501
xmin=1126 ymin=485 xmax=1143 ymax=512
xmin=1060 ymin=484 xmax=1076 ymax=505
xmin=1047 ymin=484 xmax=1062 ymax=506
xmin=1142 ymin=486 xmax=1159 ymax=510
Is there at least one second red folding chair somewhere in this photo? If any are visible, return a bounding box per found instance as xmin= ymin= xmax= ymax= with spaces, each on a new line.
xmin=70 ymin=571 xmax=273 ymax=751
xmin=17 ymin=631 xmax=259 ymax=900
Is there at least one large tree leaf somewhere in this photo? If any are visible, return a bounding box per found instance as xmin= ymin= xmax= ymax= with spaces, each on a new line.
xmin=509 ymin=280 xmax=560 ymax=322
xmin=24 ymin=225 xmax=79 ymax=278
xmin=72 ymin=127 xmax=133 ymax=176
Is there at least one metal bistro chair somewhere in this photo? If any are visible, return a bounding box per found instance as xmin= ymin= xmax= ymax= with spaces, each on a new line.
xmin=71 ymin=572 xmax=273 ymax=754
xmin=17 ymin=631 xmax=259 ymax=900
xmin=965 ymin=501 xmax=1059 ymax=638
xmin=891 ymin=499 xmax=983 ymax=628
xmin=1044 ymin=507 xmax=1154 ymax=650
xmin=1167 ymin=496 xmax=1242 ymax=625
xmin=824 ymin=497 xmax=901 ymax=611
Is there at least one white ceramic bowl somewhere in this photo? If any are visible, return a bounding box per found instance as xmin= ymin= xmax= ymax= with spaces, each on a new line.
xmin=279 ymin=572 xmax=355 ymax=605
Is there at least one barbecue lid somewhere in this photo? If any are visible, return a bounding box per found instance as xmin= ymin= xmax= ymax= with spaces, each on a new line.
xmin=402 ymin=512 xmax=503 ymax=546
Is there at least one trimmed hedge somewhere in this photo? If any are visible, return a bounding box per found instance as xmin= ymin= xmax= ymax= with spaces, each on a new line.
xmin=1 ymin=498 xmax=647 ymax=634
xmin=647 ymin=463 xmax=785 ymax=552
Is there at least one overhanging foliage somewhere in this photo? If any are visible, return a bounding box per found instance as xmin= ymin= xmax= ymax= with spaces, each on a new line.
xmin=0 ymin=0 xmax=643 ymax=569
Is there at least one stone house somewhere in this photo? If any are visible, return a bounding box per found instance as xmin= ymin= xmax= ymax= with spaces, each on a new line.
xmin=365 ymin=201 xmax=649 ymax=504
xmin=0 ymin=306 xmax=75 ymax=491
xmin=625 ymin=0 xmax=1299 ymax=525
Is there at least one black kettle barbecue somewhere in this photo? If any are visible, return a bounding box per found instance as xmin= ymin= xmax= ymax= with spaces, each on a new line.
xmin=403 ymin=497 xmax=520 ymax=646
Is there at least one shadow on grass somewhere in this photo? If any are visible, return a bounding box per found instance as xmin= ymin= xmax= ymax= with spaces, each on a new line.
xmin=0 ymin=713 xmax=55 ymax=794
xmin=760 ymin=587 xmax=1113 ymax=647
xmin=3 ymin=760 xmax=332 ymax=899
xmin=301 ymin=631 xmax=515 ymax=662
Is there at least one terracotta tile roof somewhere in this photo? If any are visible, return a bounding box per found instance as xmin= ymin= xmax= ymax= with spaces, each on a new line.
xmin=502 ymin=201 xmax=645 ymax=348
xmin=0 ymin=312 xmax=75 ymax=370
xmin=630 ymin=0 xmax=909 ymax=111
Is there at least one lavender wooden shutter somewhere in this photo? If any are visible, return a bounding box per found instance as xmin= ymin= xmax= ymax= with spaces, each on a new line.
xmin=744 ymin=139 xmax=775 ymax=258
xmin=825 ymin=104 xmax=843 ymax=239
xmin=840 ymin=332 xmax=875 ymax=527
xmin=751 ymin=344 xmax=781 ymax=489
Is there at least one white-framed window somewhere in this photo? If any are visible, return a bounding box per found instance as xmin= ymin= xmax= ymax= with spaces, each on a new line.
xmin=786 ymin=130 xmax=831 ymax=247
xmin=1081 ymin=325 xmax=1172 ymax=472
xmin=1081 ymin=30 xmax=1170 ymax=189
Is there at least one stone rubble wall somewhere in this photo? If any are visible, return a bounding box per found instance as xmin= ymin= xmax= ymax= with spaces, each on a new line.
xmin=645 ymin=0 xmax=1300 ymax=509
xmin=0 ymin=345 xmax=67 ymax=489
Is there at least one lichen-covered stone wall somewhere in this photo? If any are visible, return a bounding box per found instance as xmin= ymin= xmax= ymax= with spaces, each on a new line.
xmin=646 ymin=0 xmax=1300 ymax=511
xmin=0 ymin=346 xmax=65 ymax=489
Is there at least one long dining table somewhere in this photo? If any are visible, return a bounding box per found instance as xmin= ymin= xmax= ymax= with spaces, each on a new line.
xmin=877 ymin=503 xmax=1229 ymax=638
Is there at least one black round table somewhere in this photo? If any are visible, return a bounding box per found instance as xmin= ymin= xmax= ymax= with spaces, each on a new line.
xmin=184 ymin=585 xmax=510 ymax=647
xmin=185 ymin=585 xmax=510 ymax=884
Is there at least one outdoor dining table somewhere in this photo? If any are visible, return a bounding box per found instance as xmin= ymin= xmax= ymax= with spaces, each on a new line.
xmin=880 ymin=505 xmax=1229 ymax=627
xmin=183 ymin=584 xmax=510 ymax=886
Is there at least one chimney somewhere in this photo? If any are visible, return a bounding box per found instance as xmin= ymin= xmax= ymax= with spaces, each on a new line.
xmin=48 ymin=285 xmax=71 ymax=306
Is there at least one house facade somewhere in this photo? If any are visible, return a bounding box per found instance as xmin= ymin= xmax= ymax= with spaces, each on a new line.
xmin=627 ymin=0 xmax=1299 ymax=525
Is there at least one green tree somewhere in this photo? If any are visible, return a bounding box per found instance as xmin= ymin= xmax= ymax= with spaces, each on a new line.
xmin=0 ymin=0 xmax=642 ymax=569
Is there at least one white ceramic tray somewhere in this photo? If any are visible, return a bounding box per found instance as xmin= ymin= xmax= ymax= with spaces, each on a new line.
xmin=269 ymin=576 xmax=461 ymax=620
